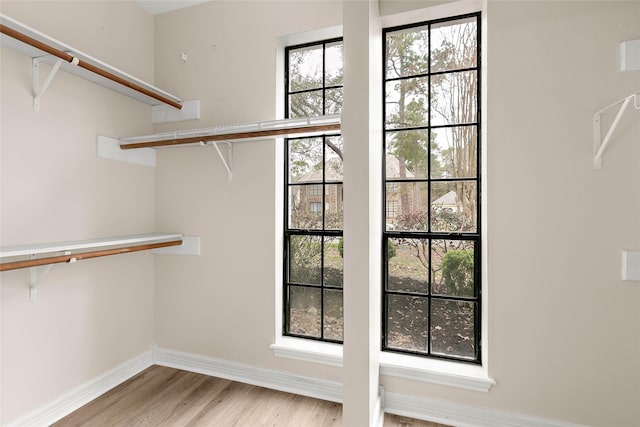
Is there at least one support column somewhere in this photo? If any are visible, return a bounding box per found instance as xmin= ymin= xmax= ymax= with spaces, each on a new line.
xmin=342 ymin=1 xmax=383 ymax=426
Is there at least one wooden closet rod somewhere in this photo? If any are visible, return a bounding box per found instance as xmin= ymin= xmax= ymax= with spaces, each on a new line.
xmin=0 ymin=239 xmax=182 ymax=272
xmin=0 ymin=24 xmax=183 ymax=110
xmin=120 ymin=123 xmax=341 ymax=149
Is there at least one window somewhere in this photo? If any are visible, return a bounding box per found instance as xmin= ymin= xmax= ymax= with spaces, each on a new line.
xmin=309 ymin=184 xmax=323 ymax=196
xmin=284 ymin=38 xmax=344 ymax=343
xmin=383 ymin=14 xmax=481 ymax=363
xmin=309 ymin=202 xmax=322 ymax=214
xmin=386 ymin=200 xmax=398 ymax=218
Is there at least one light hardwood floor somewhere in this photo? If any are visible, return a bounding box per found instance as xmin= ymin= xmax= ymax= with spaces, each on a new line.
xmin=53 ymin=365 xmax=449 ymax=426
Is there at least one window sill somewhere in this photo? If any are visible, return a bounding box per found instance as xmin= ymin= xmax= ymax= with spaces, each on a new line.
xmin=380 ymin=352 xmax=495 ymax=392
xmin=271 ymin=338 xmax=494 ymax=392
xmin=270 ymin=337 xmax=343 ymax=367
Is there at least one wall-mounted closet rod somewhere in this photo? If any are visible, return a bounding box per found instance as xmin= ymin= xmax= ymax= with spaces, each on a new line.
xmin=0 ymin=24 xmax=182 ymax=110
xmin=120 ymin=123 xmax=341 ymax=150
xmin=0 ymin=239 xmax=182 ymax=272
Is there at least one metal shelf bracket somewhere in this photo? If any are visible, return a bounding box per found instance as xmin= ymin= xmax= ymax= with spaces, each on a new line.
xmin=29 ymin=254 xmax=55 ymax=301
xmin=594 ymin=93 xmax=640 ymax=169
xmin=33 ymin=56 xmax=68 ymax=112
xmin=201 ymin=140 xmax=233 ymax=182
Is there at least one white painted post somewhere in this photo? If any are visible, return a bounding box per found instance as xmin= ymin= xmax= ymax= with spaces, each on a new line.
xmin=342 ymin=1 xmax=383 ymax=426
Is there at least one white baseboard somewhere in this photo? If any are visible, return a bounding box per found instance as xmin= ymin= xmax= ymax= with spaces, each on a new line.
xmin=154 ymin=347 xmax=343 ymax=404
xmin=155 ymin=347 xmax=582 ymax=427
xmin=384 ymin=391 xmax=587 ymax=427
xmin=6 ymin=346 xmax=586 ymax=427
xmin=5 ymin=350 xmax=153 ymax=427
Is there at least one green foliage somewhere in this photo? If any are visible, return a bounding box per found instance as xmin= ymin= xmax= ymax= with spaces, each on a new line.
xmin=289 ymin=236 xmax=321 ymax=284
xmin=387 ymin=240 xmax=397 ymax=259
xmin=337 ymin=238 xmax=396 ymax=259
xmin=441 ymin=249 xmax=474 ymax=296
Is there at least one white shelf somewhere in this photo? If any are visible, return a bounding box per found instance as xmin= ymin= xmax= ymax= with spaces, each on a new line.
xmin=1 ymin=233 xmax=186 ymax=301
xmin=0 ymin=233 xmax=183 ymax=259
xmin=104 ymin=115 xmax=342 ymax=180
xmin=0 ymin=14 xmax=183 ymax=110
xmin=118 ymin=114 xmax=342 ymax=148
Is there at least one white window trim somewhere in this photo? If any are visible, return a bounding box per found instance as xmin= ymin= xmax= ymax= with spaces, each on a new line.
xmin=273 ymin=0 xmax=492 ymax=394
xmin=270 ymin=338 xmax=494 ymax=392
xmin=271 ymin=337 xmax=343 ymax=367
xmin=274 ymin=25 xmax=344 ymax=357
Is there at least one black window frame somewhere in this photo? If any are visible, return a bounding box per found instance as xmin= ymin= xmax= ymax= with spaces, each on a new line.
xmin=382 ymin=13 xmax=482 ymax=364
xmin=284 ymin=38 xmax=344 ymax=344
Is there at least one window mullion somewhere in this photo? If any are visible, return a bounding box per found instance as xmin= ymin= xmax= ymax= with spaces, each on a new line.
xmin=383 ymin=13 xmax=481 ymax=363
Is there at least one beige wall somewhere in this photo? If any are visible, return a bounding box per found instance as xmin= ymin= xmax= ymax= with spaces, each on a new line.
xmin=152 ymin=0 xmax=344 ymax=380
xmin=2 ymin=0 xmax=639 ymax=426
xmin=481 ymin=3 xmax=639 ymax=424
xmin=154 ymin=1 xmax=640 ymax=426
xmin=0 ymin=1 xmax=156 ymax=423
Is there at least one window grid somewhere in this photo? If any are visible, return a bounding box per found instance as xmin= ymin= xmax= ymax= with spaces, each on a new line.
xmin=382 ymin=13 xmax=482 ymax=363
xmin=284 ymin=38 xmax=344 ymax=344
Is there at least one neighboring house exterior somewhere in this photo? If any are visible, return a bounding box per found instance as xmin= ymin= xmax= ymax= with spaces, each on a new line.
xmin=290 ymin=155 xmax=415 ymax=228
xmin=432 ymin=190 xmax=458 ymax=213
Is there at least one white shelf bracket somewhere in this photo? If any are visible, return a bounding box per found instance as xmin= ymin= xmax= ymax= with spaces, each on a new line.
xmin=28 ymin=254 xmax=55 ymax=302
xmin=201 ymin=141 xmax=233 ymax=182
xmin=594 ymin=93 xmax=640 ymax=169
xmin=33 ymin=56 xmax=69 ymax=112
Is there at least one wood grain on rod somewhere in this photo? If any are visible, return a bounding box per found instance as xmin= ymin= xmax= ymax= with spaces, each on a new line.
xmin=0 ymin=24 xmax=183 ymax=110
xmin=120 ymin=123 xmax=341 ymax=150
xmin=0 ymin=240 xmax=182 ymax=272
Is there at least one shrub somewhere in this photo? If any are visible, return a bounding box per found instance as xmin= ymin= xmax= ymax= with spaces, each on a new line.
xmin=441 ymin=249 xmax=474 ymax=296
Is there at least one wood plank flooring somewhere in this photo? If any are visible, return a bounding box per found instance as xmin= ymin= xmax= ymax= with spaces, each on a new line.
xmin=53 ymin=365 xmax=449 ymax=427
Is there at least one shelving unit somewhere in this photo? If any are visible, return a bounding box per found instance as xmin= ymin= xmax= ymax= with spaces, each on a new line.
xmin=1 ymin=233 xmax=184 ymax=301
xmin=118 ymin=114 xmax=341 ymax=149
xmin=99 ymin=114 xmax=342 ymax=179
xmin=0 ymin=14 xmax=183 ymax=111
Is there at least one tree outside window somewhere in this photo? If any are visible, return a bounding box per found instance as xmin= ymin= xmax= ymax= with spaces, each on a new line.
xmin=285 ymin=39 xmax=344 ymax=342
xmin=383 ymin=14 xmax=481 ymax=363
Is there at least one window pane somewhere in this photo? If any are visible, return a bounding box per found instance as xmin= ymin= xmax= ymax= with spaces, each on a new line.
xmin=386 ymin=182 xmax=429 ymax=231
xmin=324 ymin=236 xmax=343 ymax=288
xmin=430 ymin=70 xmax=477 ymax=126
xmin=386 ymin=200 xmax=398 ymax=219
xmin=325 ymin=136 xmax=344 ymax=181
xmin=325 ymin=88 xmax=343 ymax=115
xmin=385 ymin=77 xmax=429 ymax=129
xmin=323 ymin=289 xmax=343 ymax=341
xmin=386 ymin=26 xmax=429 ymax=79
xmin=431 ymin=17 xmax=477 ymax=73
xmin=383 ymin=15 xmax=480 ymax=361
xmin=431 ymin=299 xmax=476 ymax=359
xmin=289 ymin=138 xmax=322 ymax=184
xmin=386 ymin=130 xmax=429 ymax=179
xmin=289 ymin=90 xmax=323 ymax=117
xmin=430 ymin=181 xmax=477 ymax=232
xmin=289 ymin=235 xmax=321 ymax=284
xmin=288 ymin=186 xmax=322 ymax=229
xmin=288 ymin=285 xmax=321 ymax=338
xmin=325 ymin=41 xmax=344 ymax=86
xmin=325 ymin=184 xmax=343 ymax=230
xmin=285 ymin=38 xmax=345 ymax=345
xmin=289 ymin=45 xmax=322 ymax=91
xmin=431 ymin=126 xmax=477 ymax=179
xmin=386 ymin=294 xmax=428 ymax=352
xmin=431 ymin=239 xmax=475 ymax=297
xmin=387 ymin=238 xmax=428 ymax=293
